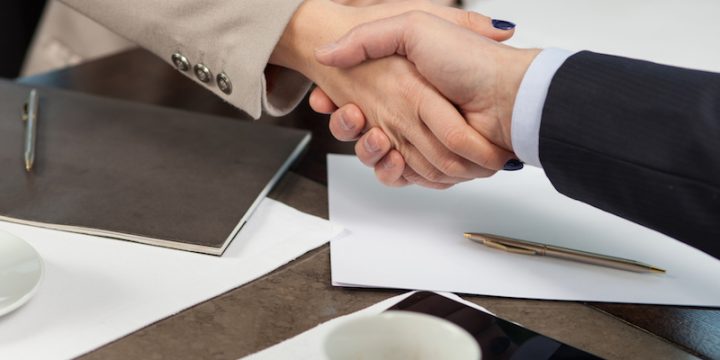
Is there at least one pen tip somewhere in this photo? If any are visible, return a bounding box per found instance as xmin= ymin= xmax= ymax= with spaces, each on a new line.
xmin=25 ymin=161 xmax=32 ymax=172
xmin=463 ymin=233 xmax=472 ymax=238
xmin=650 ymin=266 xmax=666 ymax=274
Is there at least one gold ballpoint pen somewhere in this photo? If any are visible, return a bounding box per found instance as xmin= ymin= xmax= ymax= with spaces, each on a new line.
xmin=22 ymin=89 xmax=39 ymax=172
xmin=464 ymin=232 xmax=665 ymax=274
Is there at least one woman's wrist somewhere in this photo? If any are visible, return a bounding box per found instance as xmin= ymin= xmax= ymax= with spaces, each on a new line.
xmin=270 ymin=0 xmax=353 ymax=81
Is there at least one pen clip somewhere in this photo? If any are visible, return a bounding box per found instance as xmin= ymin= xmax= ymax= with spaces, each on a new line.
xmin=22 ymin=89 xmax=37 ymax=122
xmin=22 ymin=102 xmax=29 ymax=121
xmin=483 ymin=239 xmax=538 ymax=256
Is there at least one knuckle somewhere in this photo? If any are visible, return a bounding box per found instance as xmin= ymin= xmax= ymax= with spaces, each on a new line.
xmin=344 ymin=27 xmax=361 ymax=46
xmin=402 ymin=170 xmax=424 ymax=185
xmin=481 ymin=149 xmax=509 ymax=170
xmin=476 ymin=155 xmax=492 ymax=170
xmin=443 ymin=126 xmax=470 ymax=152
xmin=422 ymin=167 xmax=446 ymax=183
xmin=388 ymin=134 xmax=409 ymax=155
xmin=437 ymin=157 xmax=467 ymax=178
xmin=366 ymin=127 xmax=386 ymax=146
xmin=379 ymin=119 xmax=412 ymax=150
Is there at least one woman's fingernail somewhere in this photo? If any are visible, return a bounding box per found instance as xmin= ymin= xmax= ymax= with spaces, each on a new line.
xmin=364 ymin=133 xmax=381 ymax=153
xmin=338 ymin=112 xmax=355 ymax=132
xmin=381 ymin=157 xmax=396 ymax=170
xmin=491 ymin=19 xmax=516 ymax=30
xmin=503 ymin=159 xmax=524 ymax=171
xmin=315 ymin=42 xmax=338 ymax=55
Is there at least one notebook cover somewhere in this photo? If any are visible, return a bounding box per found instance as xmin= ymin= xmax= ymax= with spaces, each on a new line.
xmin=0 ymin=80 xmax=310 ymax=255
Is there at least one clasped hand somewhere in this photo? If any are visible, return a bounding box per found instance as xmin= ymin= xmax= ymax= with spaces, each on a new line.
xmin=309 ymin=10 xmax=540 ymax=188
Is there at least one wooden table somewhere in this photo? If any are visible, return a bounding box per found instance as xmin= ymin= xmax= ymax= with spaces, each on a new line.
xmin=19 ymin=48 xmax=720 ymax=360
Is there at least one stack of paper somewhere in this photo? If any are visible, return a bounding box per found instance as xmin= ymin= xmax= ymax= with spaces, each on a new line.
xmin=329 ymin=155 xmax=720 ymax=306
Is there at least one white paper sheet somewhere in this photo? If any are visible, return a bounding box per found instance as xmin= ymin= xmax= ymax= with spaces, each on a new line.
xmin=465 ymin=0 xmax=720 ymax=73
xmin=243 ymin=292 xmax=491 ymax=360
xmin=0 ymin=198 xmax=343 ymax=360
xmin=329 ymin=155 xmax=720 ymax=305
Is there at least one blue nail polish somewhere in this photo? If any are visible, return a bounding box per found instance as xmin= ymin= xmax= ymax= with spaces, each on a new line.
xmin=492 ymin=19 xmax=516 ymax=30
xmin=503 ymin=159 xmax=524 ymax=171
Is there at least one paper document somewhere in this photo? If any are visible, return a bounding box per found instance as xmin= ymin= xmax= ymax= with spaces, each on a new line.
xmin=328 ymin=155 xmax=720 ymax=306
xmin=0 ymin=198 xmax=343 ymax=360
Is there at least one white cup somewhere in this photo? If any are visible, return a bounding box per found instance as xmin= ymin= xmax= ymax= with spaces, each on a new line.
xmin=324 ymin=310 xmax=480 ymax=360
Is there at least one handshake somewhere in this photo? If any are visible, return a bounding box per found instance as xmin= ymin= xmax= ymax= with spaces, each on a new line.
xmin=277 ymin=0 xmax=720 ymax=258
xmin=270 ymin=0 xmax=540 ymax=189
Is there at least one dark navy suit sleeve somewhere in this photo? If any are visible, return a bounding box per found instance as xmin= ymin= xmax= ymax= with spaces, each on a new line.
xmin=539 ymin=51 xmax=720 ymax=258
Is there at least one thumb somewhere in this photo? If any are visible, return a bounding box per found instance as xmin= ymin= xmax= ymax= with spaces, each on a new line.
xmin=453 ymin=11 xmax=515 ymax=42
xmin=314 ymin=10 xmax=513 ymax=68
xmin=315 ymin=13 xmax=412 ymax=68
xmin=316 ymin=11 xmax=468 ymax=68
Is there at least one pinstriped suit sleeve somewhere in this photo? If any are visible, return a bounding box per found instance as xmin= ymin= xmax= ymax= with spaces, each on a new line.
xmin=59 ymin=0 xmax=310 ymax=119
xmin=539 ymin=51 xmax=720 ymax=257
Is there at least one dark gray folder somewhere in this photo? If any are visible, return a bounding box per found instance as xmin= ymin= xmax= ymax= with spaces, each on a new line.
xmin=0 ymin=80 xmax=310 ymax=255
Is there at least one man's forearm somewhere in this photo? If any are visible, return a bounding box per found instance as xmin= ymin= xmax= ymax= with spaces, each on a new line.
xmin=539 ymin=51 xmax=720 ymax=255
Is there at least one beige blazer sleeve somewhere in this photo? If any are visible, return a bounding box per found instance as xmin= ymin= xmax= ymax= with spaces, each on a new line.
xmin=58 ymin=0 xmax=311 ymax=119
xmin=21 ymin=1 xmax=135 ymax=77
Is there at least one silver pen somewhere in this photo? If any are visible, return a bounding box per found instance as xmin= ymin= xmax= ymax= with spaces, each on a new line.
xmin=465 ymin=232 xmax=665 ymax=273
xmin=22 ymin=89 xmax=39 ymax=172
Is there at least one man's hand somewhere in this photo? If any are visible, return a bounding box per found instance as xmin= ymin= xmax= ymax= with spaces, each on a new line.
xmin=312 ymin=11 xmax=540 ymax=186
xmin=269 ymin=0 xmax=517 ymax=188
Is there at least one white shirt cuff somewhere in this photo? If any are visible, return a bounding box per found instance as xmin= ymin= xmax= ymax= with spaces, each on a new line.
xmin=511 ymin=48 xmax=576 ymax=168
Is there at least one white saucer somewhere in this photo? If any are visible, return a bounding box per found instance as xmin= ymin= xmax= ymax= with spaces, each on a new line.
xmin=0 ymin=230 xmax=44 ymax=317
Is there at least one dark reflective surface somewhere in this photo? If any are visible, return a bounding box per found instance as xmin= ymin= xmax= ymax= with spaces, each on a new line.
xmin=389 ymin=292 xmax=602 ymax=360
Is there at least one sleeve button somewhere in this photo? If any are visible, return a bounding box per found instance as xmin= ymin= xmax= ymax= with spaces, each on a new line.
xmin=171 ymin=53 xmax=190 ymax=71
xmin=194 ymin=64 xmax=213 ymax=83
xmin=217 ymin=72 xmax=233 ymax=95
